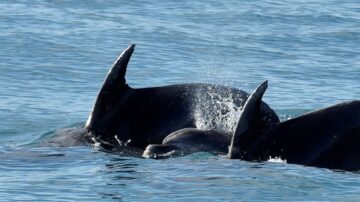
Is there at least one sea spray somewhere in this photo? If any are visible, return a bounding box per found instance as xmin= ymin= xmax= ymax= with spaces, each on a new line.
xmin=192 ymin=85 xmax=246 ymax=134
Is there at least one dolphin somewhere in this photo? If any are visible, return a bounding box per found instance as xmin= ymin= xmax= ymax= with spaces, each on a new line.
xmin=239 ymin=100 xmax=360 ymax=171
xmin=142 ymin=128 xmax=231 ymax=159
xmin=42 ymin=43 xmax=360 ymax=171
xmin=143 ymin=79 xmax=360 ymax=172
xmin=225 ymin=85 xmax=360 ymax=171
xmin=84 ymin=44 xmax=279 ymax=150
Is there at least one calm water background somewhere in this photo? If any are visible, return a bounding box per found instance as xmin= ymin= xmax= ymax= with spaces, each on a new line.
xmin=1 ymin=0 xmax=360 ymax=201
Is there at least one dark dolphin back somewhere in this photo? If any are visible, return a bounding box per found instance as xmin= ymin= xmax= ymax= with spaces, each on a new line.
xmin=247 ymin=100 xmax=360 ymax=171
xmin=163 ymin=128 xmax=231 ymax=152
xmin=85 ymin=44 xmax=279 ymax=149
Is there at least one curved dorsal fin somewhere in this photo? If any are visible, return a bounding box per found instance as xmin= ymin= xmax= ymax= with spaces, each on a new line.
xmin=228 ymin=80 xmax=268 ymax=159
xmin=86 ymin=44 xmax=135 ymax=129
xmin=102 ymin=44 xmax=135 ymax=90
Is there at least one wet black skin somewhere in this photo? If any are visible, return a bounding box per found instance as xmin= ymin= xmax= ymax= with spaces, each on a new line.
xmin=143 ymin=128 xmax=231 ymax=159
xmin=87 ymin=83 xmax=279 ymax=148
xmin=244 ymin=100 xmax=360 ymax=171
xmin=144 ymin=79 xmax=360 ymax=172
xmin=85 ymin=44 xmax=279 ymax=149
xmin=143 ymin=80 xmax=270 ymax=159
xmin=84 ymin=44 xmax=360 ymax=171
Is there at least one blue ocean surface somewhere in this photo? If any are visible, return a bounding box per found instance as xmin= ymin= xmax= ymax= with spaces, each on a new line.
xmin=1 ymin=0 xmax=360 ymax=201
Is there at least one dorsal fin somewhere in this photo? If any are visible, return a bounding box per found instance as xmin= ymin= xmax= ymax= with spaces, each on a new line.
xmin=85 ymin=44 xmax=135 ymax=129
xmin=101 ymin=44 xmax=135 ymax=91
xmin=228 ymin=80 xmax=268 ymax=159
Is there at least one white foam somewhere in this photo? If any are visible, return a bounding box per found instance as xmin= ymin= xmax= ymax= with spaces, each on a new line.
xmin=142 ymin=149 xmax=177 ymax=159
xmin=267 ymin=156 xmax=287 ymax=163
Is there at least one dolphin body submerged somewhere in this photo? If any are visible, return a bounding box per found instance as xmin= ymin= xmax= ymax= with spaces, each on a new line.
xmin=83 ymin=44 xmax=360 ymax=171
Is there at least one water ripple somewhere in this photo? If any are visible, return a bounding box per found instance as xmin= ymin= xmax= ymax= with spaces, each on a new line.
xmin=0 ymin=0 xmax=359 ymax=201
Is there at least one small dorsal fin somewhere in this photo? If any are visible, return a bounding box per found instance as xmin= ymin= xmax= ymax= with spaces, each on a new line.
xmin=228 ymin=80 xmax=268 ymax=159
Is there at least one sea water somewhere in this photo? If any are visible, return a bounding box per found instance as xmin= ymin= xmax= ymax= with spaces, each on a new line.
xmin=0 ymin=0 xmax=359 ymax=201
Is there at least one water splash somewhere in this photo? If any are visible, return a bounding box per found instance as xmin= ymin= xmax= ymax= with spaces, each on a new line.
xmin=268 ymin=156 xmax=287 ymax=163
xmin=114 ymin=135 xmax=132 ymax=146
xmin=192 ymin=85 xmax=245 ymax=134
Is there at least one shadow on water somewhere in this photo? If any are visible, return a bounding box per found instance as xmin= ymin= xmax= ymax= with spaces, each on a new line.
xmin=25 ymin=122 xmax=86 ymax=146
